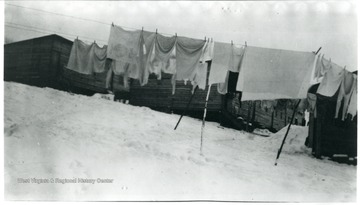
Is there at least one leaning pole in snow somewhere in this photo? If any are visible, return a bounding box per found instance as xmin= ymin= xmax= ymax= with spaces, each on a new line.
xmin=274 ymin=99 xmax=301 ymax=166
xmin=174 ymin=86 xmax=199 ymax=130
xmin=200 ymin=84 xmax=212 ymax=154
xmin=274 ymin=46 xmax=321 ymax=166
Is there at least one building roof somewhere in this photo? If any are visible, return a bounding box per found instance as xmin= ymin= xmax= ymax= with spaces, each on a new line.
xmin=5 ymin=34 xmax=72 ymax=46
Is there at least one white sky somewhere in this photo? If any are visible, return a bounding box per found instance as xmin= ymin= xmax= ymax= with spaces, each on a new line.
xmin=3 ymin=0 xmax=358 ymax=71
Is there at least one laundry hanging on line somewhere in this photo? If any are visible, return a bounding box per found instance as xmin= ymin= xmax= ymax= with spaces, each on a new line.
xmin=66 ymin=38 xmax=107 ymax=75
xmin=236 ymin=46 xmax=316 ymax=101
xmin=316 ymin=57 xmax=345 ymax=97
xmin=200 ymin=39 xmax=214 ymax=63
xmin=145 ymin=33 xmax=177 ymax=83
xmin=175 ymin=36 xmax=206 ymax=81
xmin=228 ymin=44 xmax=245 ymax=73
xmin=335 ymin=71 xmax=356 ymax=120
xmin=208 ymin=42 xmax=232 ymax=85
xmin=346 ymin=76 xmax=357 ymax=120
xmin=191 ymin=62 xmax=208 ymax=91
xmin=107 ymin=25 xmax=142 ymax=64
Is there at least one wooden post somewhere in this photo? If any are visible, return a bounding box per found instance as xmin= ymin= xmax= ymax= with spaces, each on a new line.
xmin=271 ymin=109 xmax=275 ymax=129
xmin=174 ymin=86 xmax=198 ymax=130
xmin=274 ymin=99 xmax=301 ymax=166
xmin=200 ymin=84 xmax=212 ymax=154
xmin=246 ymin=101 xmax=252 ymax=132
xmin=251 ymin=100 xmax=256 ymax=125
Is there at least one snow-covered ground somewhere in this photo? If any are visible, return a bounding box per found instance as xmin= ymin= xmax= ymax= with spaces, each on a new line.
xmin=4 ymin=82 xmax=356 ymax=202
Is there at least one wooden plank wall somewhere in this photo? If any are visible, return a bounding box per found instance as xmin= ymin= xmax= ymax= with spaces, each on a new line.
xmin=226 ymin=94 xmax=305 ymax=131
xmin=312 ymin=94 xmax=357 ymax=158
xmin=129 ymin=72 xmax=222 ymax=112
xmin=4 ymin=37 xmax=54 ymax=87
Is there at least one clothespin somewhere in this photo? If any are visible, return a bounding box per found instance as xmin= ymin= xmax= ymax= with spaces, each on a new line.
xmin=231 ymin=40 xmax=233 ymax=45
xmin=204 ymin=36 xmax=206 ymax=41
xmin=156 ymin=29 xmax=158 ymax=34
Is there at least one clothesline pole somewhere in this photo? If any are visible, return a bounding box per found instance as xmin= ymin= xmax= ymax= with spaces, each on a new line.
xmin=274 ymin=99 xmax=301 ymax=166
xmin=200 ymin=84 xmax=212 ymax=154
xmin=174 ymin=86 xmax=199 ymax=130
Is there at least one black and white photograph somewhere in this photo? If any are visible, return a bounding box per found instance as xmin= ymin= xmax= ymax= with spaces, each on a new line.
xmin=2 ymin=0 xmax=358 ymax=203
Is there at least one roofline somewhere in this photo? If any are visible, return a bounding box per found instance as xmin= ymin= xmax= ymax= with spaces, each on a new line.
xmin=4 ymin=34 xmax=73 ymax=45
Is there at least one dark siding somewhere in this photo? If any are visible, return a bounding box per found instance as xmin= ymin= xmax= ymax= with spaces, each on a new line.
xmin=129 ymin=68 xmax=222 ymax=112
xmin=225 ymin=94 xmax=305 ymax=131
xmin=311 ymin=93 xmax=357 ymax=158
xmin=4 ymin=35 xmax=72 ymax=89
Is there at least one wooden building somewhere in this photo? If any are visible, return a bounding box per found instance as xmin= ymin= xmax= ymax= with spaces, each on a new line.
xmin=4 ymin=34 xmax=72 ymax=90
xmin=4 ymin=34 xmax=126 ymax=96
xmin=307 ymin=82 xmax=357 ymax=159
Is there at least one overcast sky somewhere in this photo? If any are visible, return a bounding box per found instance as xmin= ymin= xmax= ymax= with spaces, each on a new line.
xmin=3 ymin=1 xmax=358 ymax=71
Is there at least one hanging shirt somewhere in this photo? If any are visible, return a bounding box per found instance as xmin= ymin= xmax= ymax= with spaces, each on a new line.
xmin=208 ymin=42 xmax=232 ymax=85
xmin=107 ymin=25 xmax=142 ymax=64
xmin=145 ymin=34 xmax=176 ymax=82
xmin=314 ymin=54 xmax=332 ymax=79
xmin=316 ymin=61 xmax=345 ymax=97
xmin=111 ymin=60 xmax=130 ymax=75
xmin=200 ymin=39 xmax=214 ymax=63
xmin=237 ymin=46 xmax=316 ymax=101
xmin=335 ymin=71 xmax=356 ymax=120
xmin=228 ymin=45 xmax=245 ymax=73
xmin=347 ymin=75 xmax=357 ymax=120
xmin=176 ymin=36 xmax=206 ymax=80
xmin=307 ymin=93 xmax=317 ymax=118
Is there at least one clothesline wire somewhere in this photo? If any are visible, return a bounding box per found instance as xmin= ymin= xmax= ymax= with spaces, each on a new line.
xmin=5 ymin=24 xmax=108 ymax=45
xmin=5 ymin=3 xmax=246 ymax=46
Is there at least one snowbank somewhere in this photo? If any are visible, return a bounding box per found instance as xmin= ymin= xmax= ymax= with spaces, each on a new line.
xmin=4 ymin=82 xmax=357 ymax=202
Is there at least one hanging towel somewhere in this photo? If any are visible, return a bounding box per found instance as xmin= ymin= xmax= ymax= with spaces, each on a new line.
xmin=67 ymin=39 xmax=93 ymax=74
xmin=175 ymin=36 xmax=206 ymax=80
xmin=191 ymin=62 xmax=208 ymax=90
xmin=237 ymin=46 xmax=316 ymax=101
xmin=335 ymin=71 xmax=356 ymax=120
xmin=67 ymin=39 xmax=107 ymax=74
xmin=208 ymin=42 xmax=232 ymax=85
xmin=347 ymin=75 xmax=357 ymax=120
xmin=92 ymin=44 xmax=108 ymax=73
xmin=229 ymin=45 xmax=245 ymax=73
xmin=107 ymin=25 xmax=141 ymax=64
xmin=316 ymin=61 xmax=345 ymax=97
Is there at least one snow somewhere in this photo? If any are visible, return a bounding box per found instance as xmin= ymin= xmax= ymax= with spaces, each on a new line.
xmin=4 ymin=82 xmax=357 ymax=202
